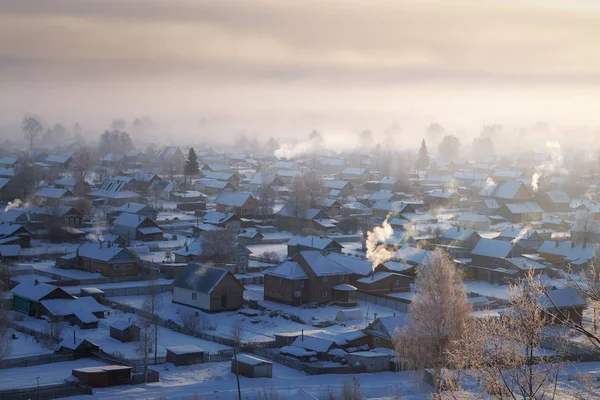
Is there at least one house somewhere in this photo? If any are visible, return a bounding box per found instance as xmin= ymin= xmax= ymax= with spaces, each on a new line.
xmin=110 ymin=320 xmax=141 ymax=342
xmin=55 ymin=177 xmax=90 ymax=196
xmin=57 ymin=241 xmax=140 ymax=276
xmin=341 ymin=167 xmax=371 ymax=183
xmin=148 ymin=180 xmax=181 ymax=200
xmin=471 ymin=238 xmax=514 ymax=269
xmin=457 ymin=213 xmax=490 ymax=230
xmin=479 ymin=180 xmax=532 ymax=205
xmin=323 ymin=180 xmax=354 ymax=197
xmin=275 ymin=204 xmax=336 ymax=233
xmin=238 ymin=228 xmax=264 ymax=245
xmin=496 ymin=202 xmax=543 ymax=223
xmin=157 ymin=146 xmax=185 ymax=171
xmin=114 ymin=202 xmax=157 ymax=220
xmin=478 ymin=199 xmax=500 ymax=216
xmin=441 ymin=228 xmax=481 ymax=250
xmin=371 ymin=201 xmax=416 ymax=218
xmin=538 ymin=240 xmax=598 ymax=270
xmin=379 ymin=176 xmax=398 ymax=191
xmin=39 ymin=296 xmax=106 ymax=329
xmin=537 ymin=190 xmax=571 ymax=212
xmin=196 ymin=179 xmax=236 ymax=195
xmin=0 ymin=223 xmax=31 ymax=247
xmin=44 ymin=153 xmax=73 ymax=169
xmin=424 ymin=190 xmax=460 ymax=208
xmin=232 ymin=354 xmax=273 ymax=378
xmin=172 ymin=263 xmax=244 ymax=312
xmin=202 ymin=211 xmax=242 ymax=233
xmin=365 ymin=315 xmax=407 ymax=349
xmin=88 ymin=179 xmax=141 ymax=206
xmin=0 ymin=177 xmax=13 ymax=202
xmin=0 ymin=244 xmax=20 ymax=262
xmin=496 ymin=228 xmax=544 ymax=251
xmin=113 ymin=212 xmax=163 ymax=242
xmin=166 ymin=345 xmax=206 ymax=366
xmin=291 ymin=335 xmax=336 ymax=356
xmin=539 ymin=288 xmax=586 ymax=325
xmin=173 ymin=237 xmax=250 ymax=272
xmin=264 ymin=251 xmax=355 ymax=305
xmin=34 ymin=187 xmax=76 ymax=205
xmin=315 ymin=198 xmax=342 ymax=216
xmin=345 ymin=352 xmax=391 ymax=373
xmin=11 ymin=281 xmax=74 ymax=317
xmin=26 ymin=206 xmax=84 ymax=228
xmin=287 ymin=235 xmax=343 ymax=257
xmin=355 ymin=272 xmax=411 ymax=294
xmin=215 ymin=192 xmax=257 ymax=217
xmin=59 ymin=338 xmax=100 ymax=356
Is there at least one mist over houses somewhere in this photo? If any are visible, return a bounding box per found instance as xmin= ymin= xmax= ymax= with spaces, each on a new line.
xmin=0 ymin=132 xmax=598 ymax=397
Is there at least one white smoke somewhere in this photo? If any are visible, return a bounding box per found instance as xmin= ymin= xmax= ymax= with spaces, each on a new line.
xmin=484 ymin=177 xmax=495 ymax=195
xmin=365 ymin=217 xmax=394 ymax=273
xmin=531 ymin=141 xmax=566 ymax=193
xmin=4 ymin=199 xmax=23 ymax=212
xmin=531 ymin=172 xmax=541 ymax=192
xmin=274 ymin=141 xmax=316 ymax=160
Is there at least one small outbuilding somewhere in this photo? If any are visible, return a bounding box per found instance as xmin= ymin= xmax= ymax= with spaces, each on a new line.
xmin=58 ymin=337 xmax=100 ymax=356
xmin=232 ymin=353 xmax=273 ymax=378
xmin=335 ymin=309 xmax=363 ymax=323
xmin=72 ymin=365 xmax=132 ymax=388
xmin=166 ymin=345 xmax=206 ymax=366
xmin=80 ymin=287 xmax=105 ymax=301
xmin=110 ymin=320 xmax=141 ymax=343
xmin=345 ymin=351 xmax=391 ymax=373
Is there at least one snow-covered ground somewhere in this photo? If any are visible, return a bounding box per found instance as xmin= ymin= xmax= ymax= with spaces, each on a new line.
xmin=3 ymin=328 xmax=54 ymax=359
xmin=247 ymin=243 xmax=288 ymax=259
xmin=67 ymin=362 xmax=427 ymax=400
xmin=21 ymin=241 xmax=79 ymax=256
xmin=0 ymin=358 xmax=107 ymax=390
xmin=26 ymin=260 xmax=103 ymax=279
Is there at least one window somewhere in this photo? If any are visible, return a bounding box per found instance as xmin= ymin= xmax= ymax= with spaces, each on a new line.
xmin=321 ymin=276 xmax=328 ymax=283
xmin=395 ymin=280 xmax=401 ymax=286
xmin=299 ymin=281 xmax=304 ymax=288
xmin=338 ymin=275 xmax=344 ymax=283
xmin=192 ymin=292 xmax=197 ymax=300
xmin=112 ymin=264 xmax=120 ymax=270
xmin=493 ymin=259 xmax=499 ymax=265
xmin=279 ymin=278 xmax=283 ymax=287
xmin=374 ymin=337 xmax=380 ymax=347
xmin=125 ymin=264 xmax=132 ymax=270
xmin=239 ymin=256 xmax=246 ymax=264
xmin=320 ymin=289 xmax=328 ymax=298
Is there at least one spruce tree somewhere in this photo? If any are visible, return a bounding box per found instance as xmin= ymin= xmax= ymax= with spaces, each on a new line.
xmin=184 ymin=147 xmax=199 ymax=186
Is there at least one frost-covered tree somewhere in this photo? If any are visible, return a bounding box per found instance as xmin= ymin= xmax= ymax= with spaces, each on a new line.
xmin=395 ymin=249 xmax=471 ymax=395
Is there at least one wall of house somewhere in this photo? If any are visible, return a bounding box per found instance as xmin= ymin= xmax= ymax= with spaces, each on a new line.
xmin=209 ymin=273 xmax=244 ymax=311
xmin=78 ymin=258 xmax=139 ymax=276
xmin=354 ymin=275 xmax=411 ymax=294
xmin=173 ymin=287 xmax=211 ymax=310
xmin=264 ymin=275 xmax=307 ymax=304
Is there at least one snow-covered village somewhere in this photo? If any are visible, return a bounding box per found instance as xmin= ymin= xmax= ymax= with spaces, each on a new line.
xmin=3 ymin=2 xmax=600 ymax=399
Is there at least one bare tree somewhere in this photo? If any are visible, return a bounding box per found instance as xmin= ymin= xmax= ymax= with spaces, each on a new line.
xmin=289 ymin=175 xmax=310 ymax=217
xmin=21 ymin=115 xmax=43 ymax=150
xmin=134 ymin=317 xmax=154 ymax=382
xmin=72 ymin=146 xmax=97 ymax=183
xmin=447 ymin=270 xmax=567 ymax=399
xmin=202 ymin=230 xmax=235 ymax=265
xmin=230 ymin=320 xmax=244 ymax=346
xmin=144 ymin=280 xmax=163 ymax=364
xmin=259 ymin=251 xmax=280 ymax=264
xmin=41 ymin=321 xmax=65 ymax=350
xmin=395 ymin=249 xmax=471 ymax=396
xmin=180 ymin=309 xmax=200 ymax=333
xmin=256 ymin=168 xmax=276 ymax=220
xmin=572 ymin=210 xmax=600 ymax=246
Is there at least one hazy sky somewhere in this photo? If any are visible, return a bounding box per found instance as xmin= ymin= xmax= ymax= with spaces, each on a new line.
xmin=1 ymin=0 xmax=600 ymax=144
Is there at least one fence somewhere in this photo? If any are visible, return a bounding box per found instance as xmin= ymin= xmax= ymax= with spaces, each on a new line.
xmin=0 ymin=382 xmax=92 ymax=400
xmin=0 ymin=353 xmax=76 ymax=370
xmin=356 ymin=292 xmax=410 ymax=313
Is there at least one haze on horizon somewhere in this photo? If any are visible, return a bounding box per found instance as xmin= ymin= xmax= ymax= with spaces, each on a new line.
xmin=1 ymin=0 xmax=600 ymax=150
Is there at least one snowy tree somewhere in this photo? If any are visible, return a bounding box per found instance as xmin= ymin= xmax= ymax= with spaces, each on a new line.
xmin=395 ymin=249 xmax=471 ymax=395
xmin=447 ymin=270 xmax=568 ymax=399
xmin=438 ymin=134 xmax=461 ymax=160
xmin=134 ymin=317 xmax=154 ymax=382
xmin=416 ymin=139 xmax=429 ymax=171
xmin=184 ymin=147 xmax=199 ymax=187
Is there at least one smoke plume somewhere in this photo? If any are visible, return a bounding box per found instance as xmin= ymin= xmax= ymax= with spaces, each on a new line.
xmin=4 ymin=199 xmax=23 ymax=212
xmin=365 ymin=217 xmax=394 ymax=273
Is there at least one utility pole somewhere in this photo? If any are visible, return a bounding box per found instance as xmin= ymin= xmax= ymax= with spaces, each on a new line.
xmin=233 ymin=345 xmax=242 ymax=400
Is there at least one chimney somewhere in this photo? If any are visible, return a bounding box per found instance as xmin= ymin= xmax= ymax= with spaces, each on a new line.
xmin=571 ymin=241 xmax=575 ymax=248
xmin=99 ymin=241 xmax=103 ymax=249
xmin=34 ymin=279 xmax=39 ymax=286
xmin=555 ymin=240 xmax=559 ymax=247
xmin=74 ymin=330 xmax=76 ymax=345
xmin=107 ymin=241 xmax=112 ymax=248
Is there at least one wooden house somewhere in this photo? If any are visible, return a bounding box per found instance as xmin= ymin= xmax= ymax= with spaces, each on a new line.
xmin=172 ymin=263 xmax=244 ymax=312
xmin=166 ymin=345 xmax=206 ymax=366
xmin=110 ymin=320 xmax=141 ymax=342
xmin=232 ymin=354 xmax=273 ymax=378
xmin=57 ymin=241 xmax=140 ymax=276
xmin=215 ymin=192 xmax=257 ymax=217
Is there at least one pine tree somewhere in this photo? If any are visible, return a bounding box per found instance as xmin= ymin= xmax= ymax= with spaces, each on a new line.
xmin=417 ymin=139 xmax=429 ymax=171
xmin=184 ymin=147 xmax=199 ymax=186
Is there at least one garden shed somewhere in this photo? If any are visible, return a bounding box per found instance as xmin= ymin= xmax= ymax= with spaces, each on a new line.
xmin=232 ymin=353 xmax=272 ymax=378
xmin=166 ymin=345 xmax=206 ymax=366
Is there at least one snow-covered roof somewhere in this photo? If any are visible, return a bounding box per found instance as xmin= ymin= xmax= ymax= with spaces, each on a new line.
xmin=215 ymin=191 xmax=254 ymax=207
xmin=166 ymin=345 xmax=205 ymax=355
xmin=545 ymin=190 xmax=570 ymax=204
xmin=379 ymin=176 xmax=397 ymax=185
xmin=116 ymin=202 xmax=152 ymax=214
xmin=332 ymin=284 xmax=357 ymax=291
xmin=235 ymin=353 xmax=271 ymax=366
xmin=426 ymin=189 xmax=458 ymax=199
xmin=41 ymin=297 xmax=105 ymax=317
xmin=503 ymin=202 xmax=543 ymax=214
xmin=265 ymin=261 xmax=308 ymax=279
xmin=292 ymin=335 xmax=335 ymax=353
xmin=297 ymin=251 xmax=353 ymax=277
xmin=75 ymin=242 xmax=137 ymax=262
xmin=327 ymin=253 xmax=372 ymax=276
xmin=202 ymin=211 xmax=238 ymax=225
xmin=471 ymin=238 xmax=512 ymax=259
xmin=172 ymin=263 xmax=232 ymax=294
xmin=539 ymin=288 xmax=586 ymax=309
xmin=35 ymin=186 xmax=72 ymax=199
xmin=110 ymin=320 xmax=137 ymax=331
xmin=11 ymin=281 xmax=71 ymax=302
xmin=342 ymin=167 xmax=367 ymax=175
xmin=505 ymin=257 xmax=546 ymax=271
xmin=287 ymin=235 xmax=342 ymax=250
xmin=538 ymin=240 xmax=598 ymax=264
xmin=45 ymin=154 xmax=72 ymax=164
xmin=393 ymin=247 xmax=432 ymax=265
xmin=357 ymin=271 xmax=397 ymax=284
xmin=280 ymin=346 xmax=317 ymax=358
xmin=0 ymin=177 xmax=10 ymax=190
xmin=113 ymin=212 xmax=149 ymax=228
xmin=498 ymin=228 xmax=538 ymax=241
xmin=459 ymin=213 xmax=490 ymax=223
xmin=0 ymin=167 xmax=14 ymax=177
xmin=383 ymin=261 xmax=414 ymax=272
xmin=323 ymin=180 xmax=352 ymax=190
xmin=443 ymin=228 xmax=478 ymax=242
xmin=0 ymin=244 xmax=20 ymax=257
